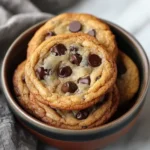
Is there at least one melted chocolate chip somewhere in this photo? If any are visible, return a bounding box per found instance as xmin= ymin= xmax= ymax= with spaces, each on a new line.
xmin=22 ymin=76 xmax=25 ymax=83
xmin=87 ymin=29 xmax=96 ymax=37
xmin=78 ymin=76 xmax=91 ymax=85
xmin=76 ymin=109 xmax=89 ymax=120
xmin=69 ymin=21 xmax=82 ymax=32
xmin=61 ymin=81 xmax=78 ymax=93
xmin=117 ymin=55 xmax=127 ymax=77
xmin=45 ymin=31 xmax=56 ymax=40
xmin=50 ymin=44 xmax=67 ymax=56
xmin=82 ymin=126 xmax=88 ymax=129
xmin=36 ymin=67 xmax=51 ymax=80
xmin=69 ymin=45 xmax=78 ymax=52
xmin=58 ymin=66 xmax=72 ymax=78
xmin=96 ymin=76 xmax=100 ymax=81
xmin=88 ymin=54 xmax=101 ymax=67
xmin=70 ymin=53 xmax=82 ymax=66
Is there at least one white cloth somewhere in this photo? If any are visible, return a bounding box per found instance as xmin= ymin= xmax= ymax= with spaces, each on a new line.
xmin=0 ymin=0 xmax=73 ymax=150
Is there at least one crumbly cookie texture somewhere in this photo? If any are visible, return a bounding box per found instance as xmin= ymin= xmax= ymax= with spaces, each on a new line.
xmin=13 ymin=62 xmax=119 ymax=129
xmin=27 ymin=13 xmax=118 ymax=59
xmin=117 ymin=51 xmax=140 ymax=103
xmin=13 ymin=61 xmax=29 ymax=108
xmin=25 ymin=33 xmax=117 ymax=110
xmin=13 ymin=61 xmax=38 ymax=115
xmin=30 ymin=86 xmax=119 ymax=129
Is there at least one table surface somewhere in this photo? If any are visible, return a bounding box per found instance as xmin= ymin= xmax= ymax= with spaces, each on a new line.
xmin=38 ymin=0 xmax=150 ymax=149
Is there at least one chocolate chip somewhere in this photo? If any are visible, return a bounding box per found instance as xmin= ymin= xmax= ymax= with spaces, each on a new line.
xmin=45 ymin=31 xmax=56 ymax=40
xmin=69 ymin=45 xmax=78 ymax=52
xmin=78 ymin=76 xmax=91 ymax=85
xmin=69 ymin=21 xmax=82 ymax=32
xmin=96 ymin=76 xmax=100 ymax=81
xmin=82 ymin=126 xmax=88 ymax=129
xmin=58 ymin=66 xmax=72 ymax=78
xmin=70 ymin=54 xmax=82 ymax=66
xmin=61 ymin=81 xmax=78 ymax=93
xmin=36 ymin=67 xmax=45 ymax=79
xmin=22 ymin=76 xmax=25 ymax=83
xmin=51 ymin=44 xmax=67 ymax=56
xmin=117 ymin=55 xmax=127 ymax=77
xmin=75 ymin=109 xmax=89 ymax=120
xmin=87 ymin=29 xmax=96 ymax=37
xmin=36 ymin=67 xmax=51 ymax=80
xmin=88 ymin=54 xmax=101 ymax=67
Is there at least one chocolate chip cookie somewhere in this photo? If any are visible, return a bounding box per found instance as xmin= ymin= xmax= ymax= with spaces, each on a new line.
xmin=25 ymin=33 xmax=117 ymax=110
xmin=30 ymin=86 xmax=119 ymax=129
xmin=117 ymin=51 xmax=140 ymax=103
xmin=13 ymin=62 xmax=119 ymax=129
xmin=13 ymin=61 xmax=30 ymax=108
xmin=13 ymin=61 xmax=40 ymax=116
xmin=27 ymin=13 xmax=118 ymax=59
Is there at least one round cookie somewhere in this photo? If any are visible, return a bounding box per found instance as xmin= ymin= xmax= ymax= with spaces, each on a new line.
xmin=13 ymin=62 xmax=119 ymax=129
xmin=117 ymin=51 xmax=140 ymax=103
xmin=27 ymin=13 xmax=118 ymax=59
xmin=25 ymin=33 xmax=117 ymax=110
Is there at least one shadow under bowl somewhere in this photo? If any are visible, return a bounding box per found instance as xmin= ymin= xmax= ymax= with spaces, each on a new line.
xmin=1 ymin=20 xmax=150 ymax=150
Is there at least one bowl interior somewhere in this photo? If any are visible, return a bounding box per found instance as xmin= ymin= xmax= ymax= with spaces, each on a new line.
xmin=1 ymin=20 xmax=149 ymax=141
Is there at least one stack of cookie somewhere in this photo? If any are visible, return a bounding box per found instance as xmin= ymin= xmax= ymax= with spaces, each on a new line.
xmin=13 ymin=13 xmax=139 ymax=129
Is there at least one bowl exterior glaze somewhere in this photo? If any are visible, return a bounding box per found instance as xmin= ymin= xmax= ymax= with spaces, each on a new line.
xmin=20 ymin=114 xmax=139 ymax=150
xmin=1 ymin=20 xmax=149 ymax=150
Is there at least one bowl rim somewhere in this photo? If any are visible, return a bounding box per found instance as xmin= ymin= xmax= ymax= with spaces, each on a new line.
xmin=1 ymin=19 xmax=150 ymax=137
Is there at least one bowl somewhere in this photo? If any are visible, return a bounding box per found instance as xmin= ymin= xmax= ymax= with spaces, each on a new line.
xmin=1 ymin=19 xmax=150 ymax=150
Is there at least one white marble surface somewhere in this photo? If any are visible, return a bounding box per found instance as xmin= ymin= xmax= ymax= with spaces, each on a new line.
xmin=65 ymin=0 xmax=150 ymax=58
xmin=39 ymin=0 xmax=150 ymax=149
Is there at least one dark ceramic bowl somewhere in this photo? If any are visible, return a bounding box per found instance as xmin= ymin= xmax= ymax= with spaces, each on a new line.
xmin=1 ymin=19 xmax=150 ymax=150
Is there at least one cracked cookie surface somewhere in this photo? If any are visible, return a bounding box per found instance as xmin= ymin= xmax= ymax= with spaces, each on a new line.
xmin=25 ymin=33 xmax=117 ymax=110
xmin=27 ymin=13 xmax=118 ymax=59
xmin=13 ymin=62 xmax=119 ymax=129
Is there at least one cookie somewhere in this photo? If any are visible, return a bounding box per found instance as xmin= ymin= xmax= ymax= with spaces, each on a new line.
xmin=13 ymin=62 xmax=119 ymax=129
xmin=25 ymin=33 xmax=117 ymax=110
xmin=27 ymin=13 xmax=118 ymax=59
xmin=13 ymin=61 xmax=30 ymax=109
xmin=13 ymin=61 xmax=47 ymax=118
xmin=30 ymin=86 xmax=119 ymax=129
xmin=117 ymin=51 xmax=140 ymax=103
